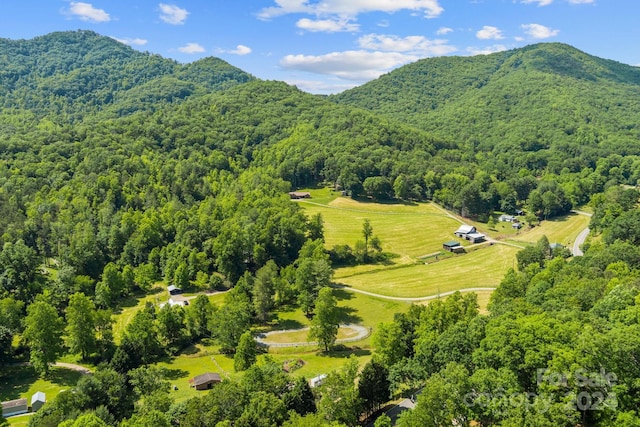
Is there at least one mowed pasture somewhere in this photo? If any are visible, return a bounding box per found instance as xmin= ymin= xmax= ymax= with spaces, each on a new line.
xmin=510 ymin=212 xmax=591 ymax=247
xmin=337 ymin=244 xmax=520 ymax=298
xmin=298 ymin=191 xmax=591 ymax=299
xmin=300 ymin=196 xmax=466 ymax=263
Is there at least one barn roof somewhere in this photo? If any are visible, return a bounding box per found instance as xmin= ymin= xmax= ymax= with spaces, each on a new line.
xmin=454 ymin=225 xmax=476 ymax=234
xmin=191 ymin=372 xmax=221 ymax=386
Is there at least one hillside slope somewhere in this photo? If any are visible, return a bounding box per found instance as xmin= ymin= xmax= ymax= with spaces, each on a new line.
xmin=0 ymin=30 xmax=254 ymax=118
xmin=331 ymin=43 xmax=640 ymax=169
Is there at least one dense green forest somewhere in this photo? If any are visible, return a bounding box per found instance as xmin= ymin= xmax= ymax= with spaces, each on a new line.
xmin=1 ymin=31 xmax=640 ymax=426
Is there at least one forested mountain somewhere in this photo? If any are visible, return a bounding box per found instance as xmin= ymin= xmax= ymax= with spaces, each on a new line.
xmin=0 ymin=30 xmax=253 ymax=118
xmin=332 ymin=43 xmax=640 ymax=175
xmin=3 ymin=31 xmax=640 ymax=426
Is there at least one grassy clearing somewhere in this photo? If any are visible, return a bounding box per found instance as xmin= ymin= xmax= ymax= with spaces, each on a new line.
xmin=260 ymin=326 xmax=362 ymax=345
xmin=269 ymin=351 xmax=372 ymax=380
xmin=300 ymin=195 xmax=464 ymax=262
xmin=417 ymin=289 xmax=493 ymax=314
xmin=7 ymin=414 xmax=32 ymax=426
xmin=112 ymin=288 xmax=228 ymax=343
xmin=0 ymin=365 xmax=83 ymax=403
xmin=511 ymin=213 xmax=591 ymax=247
xmin=336 ymin=244 xmax=519 ymax=298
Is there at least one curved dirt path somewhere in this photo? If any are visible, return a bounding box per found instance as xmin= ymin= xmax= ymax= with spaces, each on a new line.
xmin=256 ymin=324 xmax=370 ymax=348
xmin=53 ymin=362 xmax=93 ymax=374
xmin=334 ymin=285 xmax=497 ymax=302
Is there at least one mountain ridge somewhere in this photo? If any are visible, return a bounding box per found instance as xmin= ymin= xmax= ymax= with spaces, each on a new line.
xmin=0 ymin=30 xmax=254 ymax=118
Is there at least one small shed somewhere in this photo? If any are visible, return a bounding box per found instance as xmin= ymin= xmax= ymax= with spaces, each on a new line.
xmin=167 ymin=285 xmax=183 ymax=295
xmin=466 ymin=233 xmax=486 ymax=243
xmin=310 ymin=374 xmax=327 ymax=388
xmin=30 ymin=392 xmax=46 ymax=412
xmin=499 ymin=214 xmax=516 ymax=222
xmin=512 ymin=222 xmax=522 ymax=229
xmin=454 ymin=225 xmax=476 ymax=238
xmin=190 ymin=372 xmax=222 ymax=390
xmin=2 ymin=398 xmax=28 ymax=417
xmin=549 ymin=243 xmax=564 ymax=251
xmin=289 ymin=191 xmax=311 ymax=199
xmin=443 ymin=241 xmax=464 ymax=253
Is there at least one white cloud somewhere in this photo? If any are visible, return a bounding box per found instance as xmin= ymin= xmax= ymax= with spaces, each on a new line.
xmin=296 ymin=18 xmax=359 ymax=32
xmin=229 ymin=45 xmax=252 ymax=55
xmin=286 ymin=78 xmax=359 ymax=94
xmin=280 ymin=50 xmax=419 ymax=80
xmin=67 ymin=2 xmax=111 ymax=23
xmin=436 ymin=27 xmax=453 ymax=35
xmin=358 ymin=34 xmax=456 ymax=56
xmin=476 ymin=25 xmax=504 ymax=40
xmin=520 ymin=0 xmax=594 ymax=4
xmin=159 ymin=3 xmax=189 ymax=25
xmin=178 ymin=43 xmax=205 ymax=54
xmin=467 ymin=45 xmax=508 ymax=55
xmin=112 ymin=37 xmax=148 ymax=46
xmin=521 ymin=23 xmax=559 ymax=39
xmin=259 ymin=0 xmax=444 ymax=20
xmin=520 ymin=0 xmax=554 ymax=5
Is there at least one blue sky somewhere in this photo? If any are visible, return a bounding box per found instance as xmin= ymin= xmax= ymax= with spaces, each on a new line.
xmin=1 ymin=1 xmax=638 ymax=94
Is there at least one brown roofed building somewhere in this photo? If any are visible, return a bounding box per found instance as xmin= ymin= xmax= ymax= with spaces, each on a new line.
xmin=288 ymin=191 xmax=311 ymax=199
xmin=190 ymin=372 xmax=222 ymax=390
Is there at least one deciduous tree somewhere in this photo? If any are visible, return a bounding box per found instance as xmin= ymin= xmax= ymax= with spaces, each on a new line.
xmin=23 ymin=300 xmax=64 ymax=376
xmin=308 ymin=287 xmax=339 ymax=352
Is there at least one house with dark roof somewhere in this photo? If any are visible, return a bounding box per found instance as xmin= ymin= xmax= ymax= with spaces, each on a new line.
xmin=443 ymin=241 xmax=464 ymax=253
xmin=167 ymin=285 xmax=182 ymax=295
xmin=2 ymin=398 xmax=28 ymax=417
xmin=190 ymin=372 xmax=222 ymax=390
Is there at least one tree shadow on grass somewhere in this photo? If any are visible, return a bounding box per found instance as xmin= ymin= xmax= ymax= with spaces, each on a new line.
xmin=322 ymin=347 xmax=371 ymax=358
xmin=273 ymin=318 xmax=306 ymax=330
xmin=332 ymin=288 xmax=353 ymax=301
xmin=336 ymin=305 xmax=362 ymax=324
xmin=163 ymin=368 xmax=190 ymax=381
xmin=352 ymin=197 xmax=419 ymax=207
xmin=47 ymin=367 xmax=82 ymax=387
xmin=178 ymin=344 xmax=201 ymax=356
xmin=0 ymin=366 xmax=34 ymax=401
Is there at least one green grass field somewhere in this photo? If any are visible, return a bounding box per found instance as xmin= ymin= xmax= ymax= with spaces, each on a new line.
xmin=297 ymin=189 xmax=590 ymax=299
xmin=300 ymin=194 xmax=466 ymax=263
xmin=99 ymin=191 xmax=591 ymax=406
xmin=335 ymin=244 xmax=519 ymax=298
xmin=0 ymin=365 xmax=83 ymax=408
xmin=511 ymin=213 xmax=591 ymax=247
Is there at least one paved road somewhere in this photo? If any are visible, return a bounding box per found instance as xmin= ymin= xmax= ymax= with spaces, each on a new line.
xmin=570 ymin=209 xmax=592 ymax=257
xmin=573 ymin=227 xmax=590 ymax=256
xmin=256 ymin=324 xmax=370 ymax=348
